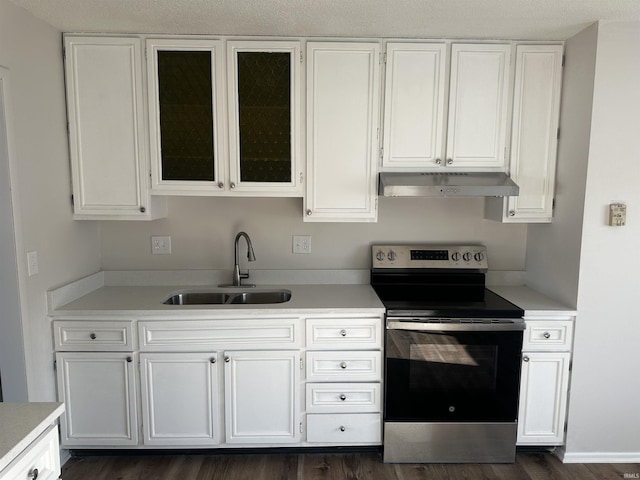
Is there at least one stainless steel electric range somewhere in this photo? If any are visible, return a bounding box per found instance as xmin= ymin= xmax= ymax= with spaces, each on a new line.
xmin=370 ymin=244 xmax=525 ymax=463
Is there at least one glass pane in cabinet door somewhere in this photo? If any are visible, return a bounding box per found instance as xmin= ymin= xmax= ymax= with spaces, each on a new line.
xmin=158 ymin=51 xmax=215 ymax=181
xmin=237 ymin=52 xmax=291 ymax=182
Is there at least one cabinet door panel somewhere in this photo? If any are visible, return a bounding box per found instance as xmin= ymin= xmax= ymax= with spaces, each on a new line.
xmin=227 ymin=41 xmax=302 ymax=195
xmin=446 ymin=44 xmax=511 ymax=168
xmin=306 ymin=42 xmax=380 ymax=221
xmin=140 ymin=353 xmax=220 ymax=446
xmin=65 ymin=37 xmax=149 ymax=217
xmin=383 ymin=43 xmax=447 ymax=167
xmin=56 ymin=353 xmax=138 ymax=446
xmin=224 ymin=350 xmax=300 ymax=443
xmin=517 ymin=352 xmax=570 ymax=445
xmin=506 ymin=45 xmax=563 ymax=222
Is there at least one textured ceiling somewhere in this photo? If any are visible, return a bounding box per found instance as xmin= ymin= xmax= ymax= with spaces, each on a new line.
xmin=8 ymin=0 xmax=640 ymax=40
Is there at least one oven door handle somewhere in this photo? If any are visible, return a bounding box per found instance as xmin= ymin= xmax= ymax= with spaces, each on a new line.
xmin=386 ymin=319 xmax=526 ymax=332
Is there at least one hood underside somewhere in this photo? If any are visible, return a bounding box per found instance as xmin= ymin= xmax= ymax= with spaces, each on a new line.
xmin=379 ymin=172 xmax=520 ymax=197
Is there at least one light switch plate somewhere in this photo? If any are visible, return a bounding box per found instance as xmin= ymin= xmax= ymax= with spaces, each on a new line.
xmin=293 ymin=235 xmax=311 ymax=254
xmin=151 ymin=236 xmax=172 ymax=254
xmin=26 ymin=250 xmax=38 ymax=276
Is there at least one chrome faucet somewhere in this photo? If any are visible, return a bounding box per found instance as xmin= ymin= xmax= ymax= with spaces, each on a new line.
xmin=221 ymin=232 xmax=256 ymax=287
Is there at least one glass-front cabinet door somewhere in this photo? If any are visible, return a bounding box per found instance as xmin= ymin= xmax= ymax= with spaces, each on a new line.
xmin=226 ymin=41 xmax=302 ymax=196
xmin=147 ymin=39 xmax=226 ymax=194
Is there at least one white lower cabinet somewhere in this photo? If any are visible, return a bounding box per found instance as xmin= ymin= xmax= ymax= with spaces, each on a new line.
xmin=140 ymin=353 xmax=221 ymax=446
xmin=0 ymin=425 xmax=60 ymax=480
xmin=224 ymin=350 xmax=301 ymax=444
xmin=517 ymin=318 xmax=574 ymax=445
xmin=307 ymin=413 xmax=381 ymax=443
xmin=55 ymin=352 xmax=138 ymax=446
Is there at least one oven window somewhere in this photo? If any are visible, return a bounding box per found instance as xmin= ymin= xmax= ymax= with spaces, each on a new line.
xmin=385 ymin=329 xmax=522 ymax=422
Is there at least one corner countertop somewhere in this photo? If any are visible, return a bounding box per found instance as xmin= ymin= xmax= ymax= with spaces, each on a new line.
xmin=489 ymin=286 xmax=577 ymax=317
xmin=51 ymin=284 xmax=385 ymax=317
xmin=0 ymin=402 xmax=64 ymax=472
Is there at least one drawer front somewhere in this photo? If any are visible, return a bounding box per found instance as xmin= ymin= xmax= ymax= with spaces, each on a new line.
xmin=139 ymin=319 xmax=301 ymax=351
xmin=523 ymin=320 xmax=573 ymax=351
xmin=306 ymin=413 xmax=381 ymax=444
xmin=0 ymin=425 xmax=60 ymax=480
xmin=53 ymin=320 xmax=134 ymax=351
xmin=306 ymin=317 xmax=382 ymax=350
xmin=306 ymin=382 xmax=381 ymax=413
xmin=306 ymin=351 xmax=382 ymax=382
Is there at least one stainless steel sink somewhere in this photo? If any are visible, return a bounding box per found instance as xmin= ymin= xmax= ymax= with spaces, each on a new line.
xmin=227 ymin=290 xmax=292 ymax=304
xmin=163 ymin=289 xmax=291 ymax=305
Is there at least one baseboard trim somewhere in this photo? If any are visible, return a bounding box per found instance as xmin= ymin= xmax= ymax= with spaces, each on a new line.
xmin=559 ymin=450 xmax=640 ymax=463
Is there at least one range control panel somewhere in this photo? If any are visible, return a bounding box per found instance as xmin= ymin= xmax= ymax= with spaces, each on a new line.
xmin=371 ymin=244 xmax=488 ymax=270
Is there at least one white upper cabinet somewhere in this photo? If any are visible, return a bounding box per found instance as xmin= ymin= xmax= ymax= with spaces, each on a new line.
xmin=382 ymin=42 xmax=511 ymax=170
xmin=146 ymin=38 xmax=227 ymax=194
xmin=305 ymin=42 xmax=381 ymax=222
xmin=487 ymin=44 xmax=563 ymax=223
xmin=446 ymin=43 xmax=511 ymax=169
xmin=65 ymin=36 xmax=166 ymax=220
xmin=382 ymin=43 xmax=447 ymax=168
xmin=226 ymin=41 xmax=302 ymax=196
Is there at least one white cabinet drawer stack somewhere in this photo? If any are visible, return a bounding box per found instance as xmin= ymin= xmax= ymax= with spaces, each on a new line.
xmin=304 ymin=317 xmax=383 ymax=445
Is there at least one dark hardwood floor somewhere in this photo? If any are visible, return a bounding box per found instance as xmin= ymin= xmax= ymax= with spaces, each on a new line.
xmin=61 ymin=450 xmax=640 ymax=480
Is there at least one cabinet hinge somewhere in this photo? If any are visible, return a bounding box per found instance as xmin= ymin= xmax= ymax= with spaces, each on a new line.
xmin=552 ymin=198 xmax=556 ymax=210
xmin=380 ymin=147 xmax=384 ymax=160
xmin=568 ymin=359 xmax=572 ymax=371
xmin=299 ymin=422 xmax=304 ymax=434
xmin=564 ymin=421 xmax=568 ymax=433
xmin=381 ymin=52 xmax=386 ymax=64
xmin=300 ymin=359 xmax=304 ymax=370
xmin=299 ymin=172 xmax=303 ymax=184
xmin=71 ymin=194 xmax=74 ymax=206
xmin=300 ymin=52 xmax=303 ymax=63
xmin=562 ymin=55 xmax=565 ymax=67
xmin=53 ymin=360 xmax=57 ymax=371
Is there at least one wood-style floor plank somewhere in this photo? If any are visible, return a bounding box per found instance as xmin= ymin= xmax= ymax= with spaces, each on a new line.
xmin=61 ymin=450 xmax=640 ymax=480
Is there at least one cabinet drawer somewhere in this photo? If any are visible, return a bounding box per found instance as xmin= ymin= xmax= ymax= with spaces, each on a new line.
xmin=139 ymin=319 xmax=301 ymax=351
xmin=523 ymin=320 xmax=573 ymax=351
xmin=306 ymin=413 xmax=381 ymax=444
xmin=306 ymin=383 xmax=381 ymax=413
xmin=306 ymin=351 xmax=382 ymax=382
xmin=0 ymin=425 xmax=60 ymax=480
xmin=306 ymin=317 xmax=381 ymax=349
xmin=53 ymin=320 xmax=134 ymax=351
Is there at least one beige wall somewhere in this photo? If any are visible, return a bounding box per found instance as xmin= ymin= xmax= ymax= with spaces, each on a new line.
xmin=0 ymin=0 xmax=101 ymax=401
xmin=99 ymin=196 xmax=528 ymax=272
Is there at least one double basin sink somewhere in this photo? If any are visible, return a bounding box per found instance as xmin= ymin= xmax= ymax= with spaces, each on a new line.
xmin=163 ymin=289 xmax=292 ymax=306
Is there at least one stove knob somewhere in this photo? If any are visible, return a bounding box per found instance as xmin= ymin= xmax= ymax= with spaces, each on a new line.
xmin=474 ymin=252 xmax=485 ymax=262
xmin=462 ymin=252 xmax=472 ymax=262
xmin=387 ymin=250 xmax=397 ymax=261
xmin=376 ymin=250 xmax=385 ymax=261
xmin=451 ymin=252 xmax=461 ymax=262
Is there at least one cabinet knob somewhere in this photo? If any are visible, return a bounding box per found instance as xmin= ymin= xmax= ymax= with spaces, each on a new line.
xmin=210 ymin=357 xmax=217 ymax=364
xmin=306 ymin=209 xmax=312 ymax=216
xmin=126 ymin=356 xmax=133 ymax=363
xmin=340 ymin=362 xmax=347 ymax=369
xmin=435 ymin=158 xmax=442 ymax=165
xmin=340 ymin=394 xmax=347 ymax=401
xmin=339 ymin=426 xmax=346 ymax=432
xmin=28 ymin=468 xmax=39 ymax=479
xmin=218 ymin=182 xmax=224 ymax=189
xmin=230 ymin=182 xmax=236 ymax=189
xmin=446 ymin=158 xmax=453 ymax=165
xmin=523 ymin=355 xmax=530 ymax=362
xmin=543 ymin=331 xmax=551 ymax=339
xmin=340 ymin=329 xmax=347 ymax=337
xmin=225 ymin=356 xmax=230 ymax=363
xmin=89 ymin=333 xmax=97 ymax=340
xmin=140 ymin=206 xmax=146 ymax=213
xmin=509 ymin=210 xmax=516 ymax=217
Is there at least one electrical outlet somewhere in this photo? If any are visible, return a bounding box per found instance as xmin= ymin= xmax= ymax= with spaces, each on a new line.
xmin=292 ymin=235 xmax=311 ymax=254
xmin=26 ymin=250 xmax=39 ymax=276
xmin=151 ymin=236 xmax=172 ymax=254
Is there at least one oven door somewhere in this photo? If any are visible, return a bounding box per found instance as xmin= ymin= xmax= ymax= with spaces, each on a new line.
xmin=385 ymin=318 xmax=524 ymax=423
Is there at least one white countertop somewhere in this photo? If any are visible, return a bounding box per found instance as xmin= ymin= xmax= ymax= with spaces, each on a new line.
xmin=0 ymin=402 xmax=64 ymax=471
xmin=52 ymin=284 xmax=385 ymax=317
xmin=489 ymin=286 xmax=577 ymax=317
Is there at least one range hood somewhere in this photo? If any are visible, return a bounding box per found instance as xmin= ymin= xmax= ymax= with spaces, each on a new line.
xmin=379 ymin=172 xmax=519 ymax=197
